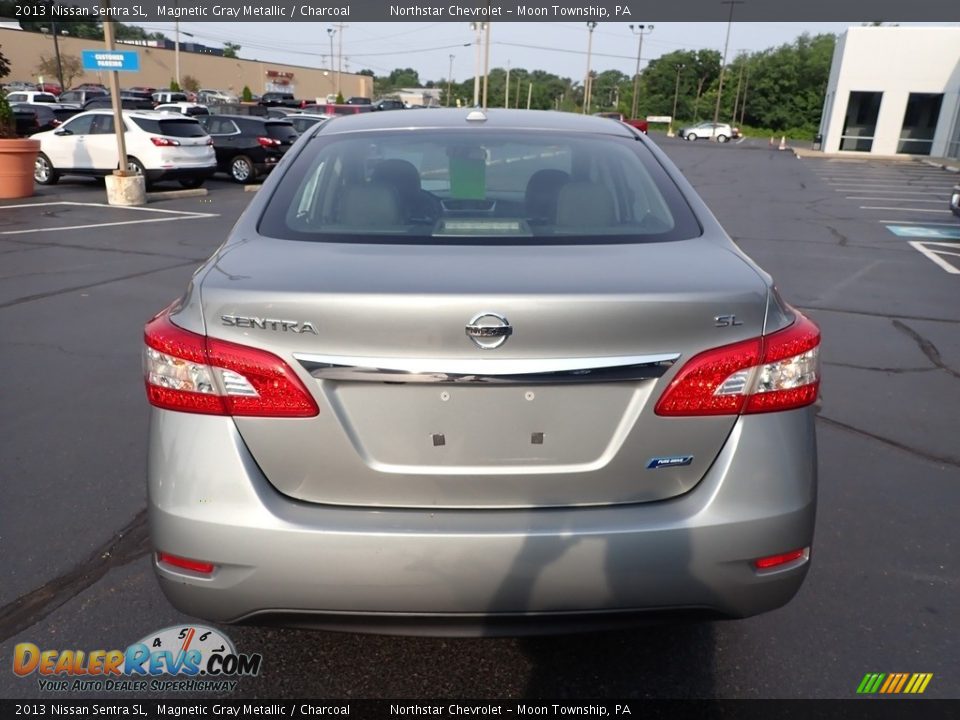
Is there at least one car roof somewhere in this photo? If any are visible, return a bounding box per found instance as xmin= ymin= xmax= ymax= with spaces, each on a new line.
xmin=73 ymin=109 xmax=201 ymax=120
xmin=312 ymin=108 xmax=638 ymax=136
xmin=207 ymin=113 xmax=287 ymax=122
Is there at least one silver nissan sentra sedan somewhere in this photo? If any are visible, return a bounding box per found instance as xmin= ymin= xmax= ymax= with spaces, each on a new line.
xmin=144 ymin=109 xmax=820 ymax=636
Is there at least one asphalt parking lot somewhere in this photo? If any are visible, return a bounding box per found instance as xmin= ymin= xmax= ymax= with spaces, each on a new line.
xmin=1 ymin=142 xmax=958 ymax=700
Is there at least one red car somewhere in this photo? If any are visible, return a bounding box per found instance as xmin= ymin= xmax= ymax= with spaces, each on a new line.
xmin=595 ymin=111 xmax=648 ymax=134
xmin=38 ymin=82 xmax=62 ymax=96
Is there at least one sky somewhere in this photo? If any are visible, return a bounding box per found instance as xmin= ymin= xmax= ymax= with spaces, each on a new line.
xmin=125 ymin=21 xmax=958 ymax=84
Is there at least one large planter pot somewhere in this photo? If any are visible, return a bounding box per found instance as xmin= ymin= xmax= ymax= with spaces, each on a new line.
xmin=0 ymin=138 xmax=40 ymax=200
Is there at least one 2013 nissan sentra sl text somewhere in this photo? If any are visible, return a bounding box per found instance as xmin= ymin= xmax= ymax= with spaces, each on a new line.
xmin=143 ymin=109 xmax=820 ymax=636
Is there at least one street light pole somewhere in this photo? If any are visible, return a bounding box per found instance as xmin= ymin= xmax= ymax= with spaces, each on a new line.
xmin=447 ymin=54 xmax=454 ymax=106
xmin=583 ymin=21 xmax=597 ymax=114
xmin=629 ymin=24 xmax=653 ymax=121
xmin=471 ymin=22 xmax=483 ymax=107
xmin=174 ymin=21 xmax=180 ymax=89
xmin=482 ymin=20 xmax=491 ymax=109
xmin=669 ymin=63 xmax=685 ymax=137
xmin=712 ymin=0 xmax=743 ymax=139
xmin=327 ymin=27 xmax=336 ymax=99
xmin=731 ymin=51 xmax=746 ymax=125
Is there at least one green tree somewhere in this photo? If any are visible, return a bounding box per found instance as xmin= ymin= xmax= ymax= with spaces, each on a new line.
xmin=0 ymin=43 xmax=15 ymax=138
xmin=36 ymin=53 xmax=83 ymax=90
xmin=223 ymin=42 xmax=241 ymax=59
xmin=388 ymin=68 xmax=420 ymax=88
xmin=181 ymin=75 xmax=200 ymax=93
xmin=169 ymin=79 xmax=181 ymax=91
xmin=335 ymin=91 xmax=344 ymax=104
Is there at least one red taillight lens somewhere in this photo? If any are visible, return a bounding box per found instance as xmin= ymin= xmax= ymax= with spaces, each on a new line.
xmin=157 ymin=552 xmax=215 ymax=575
xmin=655 ymin=312 xmax=820 ymax=416
xmin=754 ymin=548 xmax=808 ymax=570
xmin=150 ymin=136 xmax=180 ymax=147
xmin=257 ymin=136 xmax=280 ymax=148
xmin=143 ymin=308 xmax=319 ymax=417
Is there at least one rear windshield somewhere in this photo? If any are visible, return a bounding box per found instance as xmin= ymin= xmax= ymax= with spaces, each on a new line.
xmin=258 ymin=130 xmax=701 ymax=244
xmin=131 ymin=118 xmax=207 ymax=137
xmin=266 ymin=122 xmax=299 ymax=142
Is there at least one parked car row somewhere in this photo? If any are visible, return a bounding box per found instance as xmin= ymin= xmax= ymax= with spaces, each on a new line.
xmin=28 ymin=107 xmax=331 ymax=189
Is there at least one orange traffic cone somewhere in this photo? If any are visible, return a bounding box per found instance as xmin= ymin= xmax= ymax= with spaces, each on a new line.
xmin=778 ymin=136 xmax=787 ymax=151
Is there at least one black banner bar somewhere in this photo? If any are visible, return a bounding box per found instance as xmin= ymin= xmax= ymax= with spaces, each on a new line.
xmin=5 ymin=0 xmax=960 ymax=22
xmin=2 ymin=699 xmax=960 ymax=720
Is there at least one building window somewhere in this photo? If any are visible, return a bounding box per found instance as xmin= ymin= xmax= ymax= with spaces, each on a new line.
xmin=947 ymin=102 xmax=960 ymax=161
xmin=840 ymin=91 xmax=883 ymax=151
xmin=897 ymin=93 xmax=944 ymax=155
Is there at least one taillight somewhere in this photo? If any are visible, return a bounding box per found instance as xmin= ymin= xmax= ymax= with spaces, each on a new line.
xmin=150 ymin=136 xmax=180 ymax=147
xmin=257 ymin=136 xmax=280 ymax=148
xmin=655 ymin=312 xmax=820 ymax=416
xmin=206 ymin=137 xmax=214 ymax=145
xmin=143 ymin=308 xmax=319 ymax=417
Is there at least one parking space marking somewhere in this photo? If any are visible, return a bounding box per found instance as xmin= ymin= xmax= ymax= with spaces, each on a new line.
xmin=846 ymin=197 xmax=946 ymax=203
xmin=876 ymin=219 xmax=960 ymax=226
xmin=0 ymin=201 xmax=218 ymax=237
xmin=859 ymin=206 xmax=952 ymax=214
xmin=907 ymin=241 xmax=960 ymax=274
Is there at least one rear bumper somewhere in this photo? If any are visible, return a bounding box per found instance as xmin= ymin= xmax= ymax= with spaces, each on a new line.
xmin=148 ymin=408 xmax=817 ymax=636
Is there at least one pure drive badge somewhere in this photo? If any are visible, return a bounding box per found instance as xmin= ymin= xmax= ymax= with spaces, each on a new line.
xmin=647 ymin=456 xmax=694 ymax=469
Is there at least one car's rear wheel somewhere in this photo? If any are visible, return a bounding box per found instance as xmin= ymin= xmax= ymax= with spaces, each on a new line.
xmin=34 ymin=153 xmax=59 ymax=185
xmin=179 ymin=177 xmax=205 ymax=189
xmin=686 ymin=133 xmax=697 ymax=141
xmin=230 ymin=155 xmax=255 ymax=184
xmin=716 ymin=134 xmax=729 ymax=143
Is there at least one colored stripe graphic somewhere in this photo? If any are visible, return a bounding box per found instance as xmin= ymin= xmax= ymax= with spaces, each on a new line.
xmin=858 ymin=673 xmax=933 ymax=694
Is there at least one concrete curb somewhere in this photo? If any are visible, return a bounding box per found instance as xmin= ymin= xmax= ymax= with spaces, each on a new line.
xmin=145 ymin=188 xmax=209 ymax=201
xmin=243 ymin=185 xmax=260 ymax=193
xmin=920 ymin=159 xmax=960 ymax=173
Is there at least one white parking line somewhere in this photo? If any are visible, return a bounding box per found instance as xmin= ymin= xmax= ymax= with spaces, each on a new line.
xmin=908 ymin=241 xmax=960 ymax=274
xmin=846 ymin=197 xmax=946 ymax=203
xmin=0 ymin=201 xmax=218 ymax=236
xmin=835 ymin=189 xmax=948 ymax=195
xmin=878 ymin=219 xmax=960 ymax=226
xmin=859 ymin=206 xmax=952 ymax=213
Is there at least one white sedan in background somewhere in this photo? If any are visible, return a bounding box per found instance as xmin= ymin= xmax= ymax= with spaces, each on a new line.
xmin=32 ymin=110 xmax=216 ymax=189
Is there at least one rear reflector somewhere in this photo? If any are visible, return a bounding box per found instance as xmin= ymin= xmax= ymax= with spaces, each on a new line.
xmin=143 ymin=307 xmax=319 ymax=417
xmin=754 ymin=548 xmax=808 ymax=570
xmin=157 ymin=552 xmax=215 ymax=574
xmin=655 ymin=311 xmax=820 ymax=416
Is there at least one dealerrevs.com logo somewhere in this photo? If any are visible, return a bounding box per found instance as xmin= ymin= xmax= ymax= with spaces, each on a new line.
xmin=13 ymin=625 xmax=262 ymax=693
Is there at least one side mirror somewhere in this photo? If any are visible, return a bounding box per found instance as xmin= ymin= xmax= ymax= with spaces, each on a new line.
xmin=54 ymin=129 xmax=73 ymax=136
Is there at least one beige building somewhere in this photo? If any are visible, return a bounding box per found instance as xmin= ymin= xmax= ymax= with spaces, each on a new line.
xmin=0 ymin=27 xmax=371 ymax=101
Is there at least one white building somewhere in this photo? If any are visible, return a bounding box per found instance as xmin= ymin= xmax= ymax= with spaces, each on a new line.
xmin=819 ymin=26 xmax=960 ymax=159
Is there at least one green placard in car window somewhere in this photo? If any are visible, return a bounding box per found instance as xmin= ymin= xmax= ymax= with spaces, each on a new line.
xmin=449 ymin=149 xmax=486 ymax=199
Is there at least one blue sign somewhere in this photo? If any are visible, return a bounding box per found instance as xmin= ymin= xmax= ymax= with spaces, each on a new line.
xmin=886 ymin=225 xmax=960 ymax=240
xmin=81 ymin=50 xmax=140 ymax=72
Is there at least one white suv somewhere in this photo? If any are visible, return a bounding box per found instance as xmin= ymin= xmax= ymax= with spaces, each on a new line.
xmin=5 ymin=90 xmax=59 ymax=104
xmin=32 ymin=110 xmax=216 ymax=189
xmin=679 ymin=122 xmax=738 ymax=143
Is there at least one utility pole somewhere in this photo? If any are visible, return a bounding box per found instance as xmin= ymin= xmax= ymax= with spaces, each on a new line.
xmin=327 ymin=27 xmax=336 ymax=99
xmin=447 ymin=54 xmax=455 ymax=107
xmin=504 ymin=59 xmax=510 ymax=108
xmin=628 ymin=24 xmax=653 ymax=121
xmin=712 ymin=0 xmax=743 ymax=139
xmin=335 ymin=22 xmax=347 ymax=98
xmin=101 ymin=14 xmax=128 ymax=175
xmin=471 ymin=22 xmax=483 ymax=107
xmin=731 ymin=52 xmax=746 ymax=125
xmin=515 ymin=75 xmax=520 ymax=108
xmin=526 ymin=81 xmax=532 ymax=109
xmin=482 ymin=20 xmax=491 ymax=109
xmin=669 ymin=63 xmax=685 ymax=137
xmin=583 ymin=21 xmax=597 ymax=114
xmin=174 ymin=21 xmax=180 ymax=89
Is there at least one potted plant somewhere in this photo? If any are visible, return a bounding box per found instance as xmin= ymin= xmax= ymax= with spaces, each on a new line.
xmin=0 ymin=44 xmax=40 ymax=200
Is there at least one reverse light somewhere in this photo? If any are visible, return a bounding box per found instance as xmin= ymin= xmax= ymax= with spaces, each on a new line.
xmin=754 ymin=548 xmax=808 ymax=570
xmin=143 ymin=308 xmax=319 ymax=417
xmin=150 ymin=136 xmax=181 ymax=147
xmin=257 ymin=136 xmax=281 ymax=148
xmin=655 ymin=312 xmax=820 ymax=416
xmin=157 ymin=552 xmax=215 ymax=575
